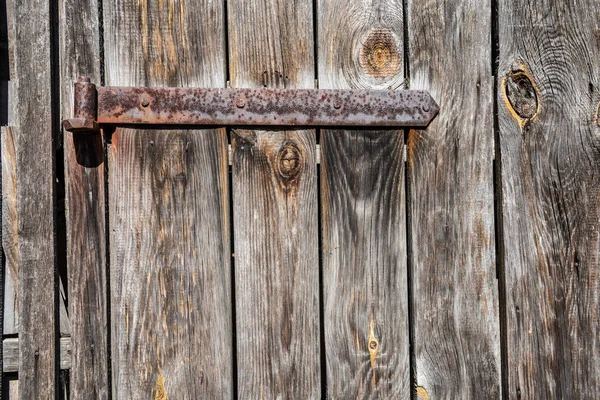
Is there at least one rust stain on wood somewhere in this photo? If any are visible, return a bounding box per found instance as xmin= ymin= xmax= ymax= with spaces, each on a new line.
xmin=360 ymin=28 xmax=401 ymax=78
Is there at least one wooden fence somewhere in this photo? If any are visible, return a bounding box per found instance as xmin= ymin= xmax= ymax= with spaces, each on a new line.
xmin=1 ymin=0 xmax=599 ymax=398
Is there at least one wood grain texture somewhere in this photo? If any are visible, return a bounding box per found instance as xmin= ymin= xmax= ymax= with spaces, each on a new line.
xmin=2 ymin=127 xmax=71 ymax=337
xmin=104 ymin=0 xmax=232 ymax=397
xmin=228 ymin=0 xmax=321 ymax=397
xmin=59 ymin=0 xmax=107 ymax=394
xmin=2 ymin=0 xmax=17 ymax=338
xmin=2 ymin=126 xmax=17 ymax=336
xmin=14 ymin=0 xmax=57 ymax=395
xmin=2 ymin=377 xmax=18 ymax=400
xmin=407 ymin=0 xmax=501 ymax=398
xmin=498 ymin=1 xmax=600 ymax=398
xmin=3 ymin=337 xmax=72 ymax=373
xmin=317 ymin=0 xmax=410 ymax=397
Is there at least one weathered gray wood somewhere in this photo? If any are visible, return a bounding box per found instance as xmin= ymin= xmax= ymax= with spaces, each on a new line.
xmin=407 ymin=0 xmax=501 ymax=398
xmin=104 ymin=0 xmax=232 ymax=397
xmin=2 ymin=129 xmax=71 ymax=338
xmin=0 ymin=33 xmax=4 ymax=392
xmin=498 ymin=1 xmax=600 ymax=398
xmin=228 ymin=0 xmax=321 ymax=397
xmin=2 ymin=125 xmax=17 ymax=336
xmin=2 ymin=377 xmax=18 ymax=400
xmin=14 ymin=0 xmax=56 ymax=395
xmin=2 ymin=0 xmax=17 ymax=338
xmin=3 ymin=337 xmax=72 ymax=373
xmin=59 ymin=0 xmax=107 ymax=395
xmin=317 ymin=0 xmax=410 ymax=397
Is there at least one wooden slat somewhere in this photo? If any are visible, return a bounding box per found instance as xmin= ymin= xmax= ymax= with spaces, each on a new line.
xmin=2 ymin=129 xmax=71 ymax=339
xmin=228 ymin=0 xmax=321 ymax=397
xmin=103 ymin=0 xmax=232 ymax=397
xmin=2 ymin=125 xmax=17 ymax=336
xmin=407 ymin=0 xmax=501 ymax=398
xmin=1 ymin=377 xmax=18 ymax=400
xmin=13 ymin=0 xmax=56 ymax=395
xmin=3 ymin=0 xmax=70 ymax=340
xmin=498 ymin=1 xmax=600 ymax=397
xmin=59 ymin=0 xmax=107 ymax=395
xmin=317 ymin=0 xmax=410 ymax=397
xmin=2 ymin=0 xmax=17 ymax=339
xmin=3 ymin=337 xmax=71 ymax=373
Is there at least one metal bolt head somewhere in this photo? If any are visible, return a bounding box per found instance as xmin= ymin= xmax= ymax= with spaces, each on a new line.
xmin=141 ymin=94 xmax=150 ymax=107
xmin=422 ymin=104 xmax=431 ymax=112
xmin=236 ymin=98 xmax=246 ymax=108
xmin=333 ymin=100 xmax=342 ymax=109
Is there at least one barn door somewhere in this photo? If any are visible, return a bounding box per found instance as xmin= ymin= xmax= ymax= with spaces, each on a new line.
xmin=58 ymin=0 xmax=499 ymax=398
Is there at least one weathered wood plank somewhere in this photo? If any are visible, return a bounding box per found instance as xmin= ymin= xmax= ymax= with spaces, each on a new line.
xmin=317 ymin=0 xmax=410 ymax=397
xmin=59 ymin=0 xmax=107 ymax=395
xmin=2 ymin=125 xmax=17 ymax=336
xmin=2 ymin=128 xmax=71 ymax=338
xmin=0 ymin=28 xmax=4 ymax=390
xmin=3 ymin=337 xmax=72 ymax=373
xmin=407 ymin=0 xmax=501 ymax=398
xmin=104 ymin=0 xmax=232 ymax=397
xmin=14 ymin=0 xmax=57 ymax=395
xmin=2 ymin=377 xmax=18 ymax=400
xmin=228 ymin=0 xmax=321 ymax=397
xmin=2 ymin=0 xmax=17 ymax=338
xmin=498 ymin=1 xmax=600 ymax=398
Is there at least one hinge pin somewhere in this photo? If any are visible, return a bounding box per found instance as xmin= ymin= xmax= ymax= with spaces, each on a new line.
xmin=62 ymin=76 xmax=100 ymax=134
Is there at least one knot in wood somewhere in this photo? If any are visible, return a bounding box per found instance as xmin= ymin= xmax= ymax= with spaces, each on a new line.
xmin=360 ymin=28 xmax=401 ymax=78
xmin=276 ymin=144 xmax=302 ymax=179
xmin=505 ymin=70 xmax=538 ymax=119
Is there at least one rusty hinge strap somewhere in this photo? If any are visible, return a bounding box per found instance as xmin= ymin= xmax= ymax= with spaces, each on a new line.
xmin=63 ymin=77 xmax=439 ymax=134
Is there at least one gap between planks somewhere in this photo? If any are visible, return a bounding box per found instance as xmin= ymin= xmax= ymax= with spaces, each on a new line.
xmin=227 ymin=143 xmax=408 ymax=165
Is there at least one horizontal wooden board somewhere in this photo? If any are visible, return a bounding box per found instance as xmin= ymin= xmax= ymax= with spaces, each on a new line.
xmin=3 ymin=337 xmax=71 ymax=372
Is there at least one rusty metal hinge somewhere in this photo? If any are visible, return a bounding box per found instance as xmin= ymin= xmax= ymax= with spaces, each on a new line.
xmin=63 ymin=77 xmax=439 ymax=134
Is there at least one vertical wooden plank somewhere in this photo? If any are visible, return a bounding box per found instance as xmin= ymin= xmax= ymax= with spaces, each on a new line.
xmin=2 ymin=0 xmax=17 ymax=339
xmin=407 ymin=0 xmax=501 ymax=398
xmin=104 ymin=0 xmax=232 ymax=397
xmin=228 ymin=0 xmax=321 ymax=397
xmin=498 ymin=1 xmax=600 ymax=398
xmin=317 ymin=1 xmax=410 ymax=397
xmin=2 ymin=126 xmax=17 ymax=337
xmin=3 ymin=0 xmax=70 ymax=340
xmin=59 ymin=0 xmax=107 ymax=394
xmin=14 ymin=0 xmax=56 ymax=395
xmin=2 ymin=376 xmax=18 ymax=399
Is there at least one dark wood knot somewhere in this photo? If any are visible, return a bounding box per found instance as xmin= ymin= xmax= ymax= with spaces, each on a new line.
xmin=276 ymin=143 xmax=302 ymax=180
xmin=360 ymin=28 xmax=401 ymax=78
xmin=504 ymin=69 xmax=538 ymax=119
